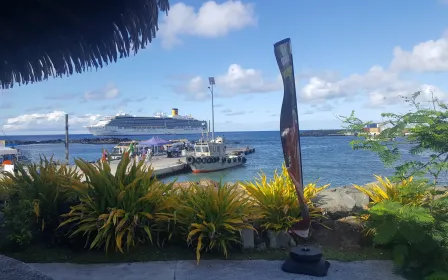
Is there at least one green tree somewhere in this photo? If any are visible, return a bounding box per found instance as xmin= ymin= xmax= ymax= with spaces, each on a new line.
xmin=340 ymin=91 xmax=448 ymax=184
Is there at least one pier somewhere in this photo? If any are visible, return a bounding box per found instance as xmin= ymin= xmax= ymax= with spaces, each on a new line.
xmin=226 ymin=147 xmax=256 ymax=156
xmin=108 ymin=156 xmax=190 ymax=178
xmin=0 ymin=156 xmax=191 ymax=181
xmin=0 ymin=148 xmax=258 ymax=180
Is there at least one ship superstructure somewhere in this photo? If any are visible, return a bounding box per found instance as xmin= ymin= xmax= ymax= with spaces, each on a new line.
xmin=86 ymin=108 xmax=207 ymax=136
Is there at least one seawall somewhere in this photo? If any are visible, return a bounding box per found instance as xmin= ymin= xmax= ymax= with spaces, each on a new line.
xmin=3 ymin=130 xmax=349 ymax=146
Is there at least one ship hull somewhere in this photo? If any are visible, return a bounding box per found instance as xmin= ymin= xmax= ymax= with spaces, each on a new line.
xmin=188 ymin=157 xmax=245 ymax=173
xmin=87 ymin=127 xmax=204 ymax=136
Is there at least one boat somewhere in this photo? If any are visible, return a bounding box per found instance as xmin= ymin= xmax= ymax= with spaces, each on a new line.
xmin=186 ymin=136 xmax=247 ymax=173
xmin=86 ymin=108 xmax=207 ymax=136
xmin=0 ymin=146 xmax=32 ymax=173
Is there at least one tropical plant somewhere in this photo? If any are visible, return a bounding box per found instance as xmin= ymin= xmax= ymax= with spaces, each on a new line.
xmin=0 ymin=156 xmax=81 ymax=245
xmin=0 ymin=176 xmax=12 ymax=202
xmin=354 ymin=175 xmax=429 ymax=207
xmin=366 ymin=197 xmax=448 ymax=279
xmin=60 ymin=154 xmax=174 ymax=253
xmin=240 ymin=164 xmax=330 ymax=232
xmin=1 ymin=199 xmax=35 ymax=248
xmin=339 ymin=91 xmax=448 ymax=184
xmin=171 ymin=182 xmax=254 ymax=264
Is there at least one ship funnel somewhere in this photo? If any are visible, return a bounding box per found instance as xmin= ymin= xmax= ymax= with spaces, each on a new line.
xmin=172 ymin=108 xmax=178 ymax=117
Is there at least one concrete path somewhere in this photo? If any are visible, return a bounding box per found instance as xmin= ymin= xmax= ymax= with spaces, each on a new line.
xmin=32 ymin=260 xmax=404 ymax=280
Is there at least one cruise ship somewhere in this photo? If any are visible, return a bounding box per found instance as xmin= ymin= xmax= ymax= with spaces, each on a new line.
xmin=86 ymin=108 xmax=207 ymax=136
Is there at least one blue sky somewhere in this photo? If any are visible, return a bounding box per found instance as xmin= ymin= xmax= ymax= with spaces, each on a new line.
xmin=1 ymin=0 xmax=448 ymax=135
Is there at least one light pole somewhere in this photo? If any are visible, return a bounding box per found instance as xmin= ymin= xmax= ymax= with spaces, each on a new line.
xmin=208 ymin=77 xmax=215 ymax=141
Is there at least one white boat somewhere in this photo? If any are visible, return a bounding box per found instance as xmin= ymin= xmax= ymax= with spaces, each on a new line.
xmin=86 ymin=109 xmax=207 ymax=136
xmin=0 ymin=146 xmax=32 ymax=173
xmin=186 ymin=136 xmax=247 ymax=173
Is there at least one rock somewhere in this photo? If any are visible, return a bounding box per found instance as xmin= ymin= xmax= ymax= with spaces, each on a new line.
xmin=241 ymin=228 xmax=255 ymax=249
xmin=256 ymin=242 xmax=266 ymax=252
xmin=197 ymin=179 xmax=220 ymax=188
xmin=172 ymin=181 xmax=191 ymax=189
xmin=6 ymin=137 xmax=134 ymax=146
xmin=267 ymin=230 xmax=293 ymax=249
xmin=0 ymin=254 xmax=53 ymax=280
xmin=288 ymin=239 xmax=296 ymax=247
xmin=313 ymin=186 xmax=369 ymax=219
xmin=173 ymin=180 xmax=241 ymax=190
xmin=311 ymin=216 xmax=365 ymax=249
xmin=434 ymin=186 xmax=448 ymax=199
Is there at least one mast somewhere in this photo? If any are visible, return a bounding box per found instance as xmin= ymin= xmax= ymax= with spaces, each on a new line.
xmin=65 ymin=114 xmax=69 ymax=164
xmin=208 ymin=77 xmax=215 ymax=141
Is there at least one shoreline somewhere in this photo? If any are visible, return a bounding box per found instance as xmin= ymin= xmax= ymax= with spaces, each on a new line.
xmin=3 ymin=130 xmax=350 ymax=146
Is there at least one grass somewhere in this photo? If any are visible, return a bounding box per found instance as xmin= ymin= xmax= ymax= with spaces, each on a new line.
xmin=1 ymin=243 xmax=391 ymax=264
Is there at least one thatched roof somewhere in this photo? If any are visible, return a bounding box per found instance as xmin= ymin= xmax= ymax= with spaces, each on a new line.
xmin=0 ymin=0 xmax=170 ymax=89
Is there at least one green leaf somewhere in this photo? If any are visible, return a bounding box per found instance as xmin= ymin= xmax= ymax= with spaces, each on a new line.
xmin=392 ymin=244 xmax=409 ymax=266
xmin=373 ymin=219 xmax=398 ymax=245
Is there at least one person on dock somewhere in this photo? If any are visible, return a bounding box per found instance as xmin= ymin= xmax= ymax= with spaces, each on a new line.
xmin=146 ymin=148 xmax=153 ymax=162
xmin=101 ymin=149 xmax=107 ymax=163
xmin=129 ymin=142 xmax=135 ymax=157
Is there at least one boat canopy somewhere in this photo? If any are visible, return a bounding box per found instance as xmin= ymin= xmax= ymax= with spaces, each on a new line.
xmin=0 ymin=146 xmax=17 ymax=156
xmin=139 ymin=136 xmax=170 ymax=146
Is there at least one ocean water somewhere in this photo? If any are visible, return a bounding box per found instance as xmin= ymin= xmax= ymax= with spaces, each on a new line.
xmin=3 ymin=131 xmax=446 ymax=187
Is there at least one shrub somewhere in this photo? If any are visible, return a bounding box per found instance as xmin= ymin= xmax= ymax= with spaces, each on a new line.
xmin=0 ymin=157 xmax=81 ymax=246
xmin=367 ymin=199 xmax=448 ymax=279
xmin=354 ymin=175 xmax=433 ymax=236
xmin=1 ymin=199 xmax=35 ymax=248
xmin=60 ymin=154 xmax=174 ymax=253
xmin=171 ymin=182 xmax=254 ymax=264
xmin=240 ymin=164 xmax=329 ymax=232
xmin=358 ymin=177 xmax=448 ymax=279
xmin=0 ymin=176 xmax=12 ymax=202
xmin=354 ymin=175 xmax=429 ymax=207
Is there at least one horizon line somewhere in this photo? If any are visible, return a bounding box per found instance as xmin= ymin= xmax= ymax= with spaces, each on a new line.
xmin=0 ymin=128 xmax=346 ymax=137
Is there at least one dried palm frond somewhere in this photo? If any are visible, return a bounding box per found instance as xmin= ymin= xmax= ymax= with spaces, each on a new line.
xmin=0 ymin=0 xmax=170 ymax=89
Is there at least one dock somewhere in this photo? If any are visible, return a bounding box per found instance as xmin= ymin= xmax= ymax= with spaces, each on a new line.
xmin=108 ymin=156 xmax=190 ymax=178
xmin=0 ymin=148 xmax=258 ymax=180
xmin=0 ymin=156 xmax=191 ymax=181
xmin=226 ymin=147 xmax=255 ymax=156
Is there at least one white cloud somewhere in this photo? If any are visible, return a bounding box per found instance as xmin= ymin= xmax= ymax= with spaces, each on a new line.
xmin=301 ymin=66 xmax=401 ymax=102
xmin=177 ymin=64 xmax=281 ymax=100
xmin=84 ymin=83 xmax=119 ymax=101
xmin=174 ymin=28 xmax=448 ymax=107
xmin=390 ymin=33 xmax=448 ymax=72
xmin=301 ymin=66 xmax=445 ymax=107
xmin=301 ymin=30 xmax=448 ymax=107
xmin=159 ymin=1 xmax=257 ymax=48
xmin=2 ymin=111 xmax=101 ymax=133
